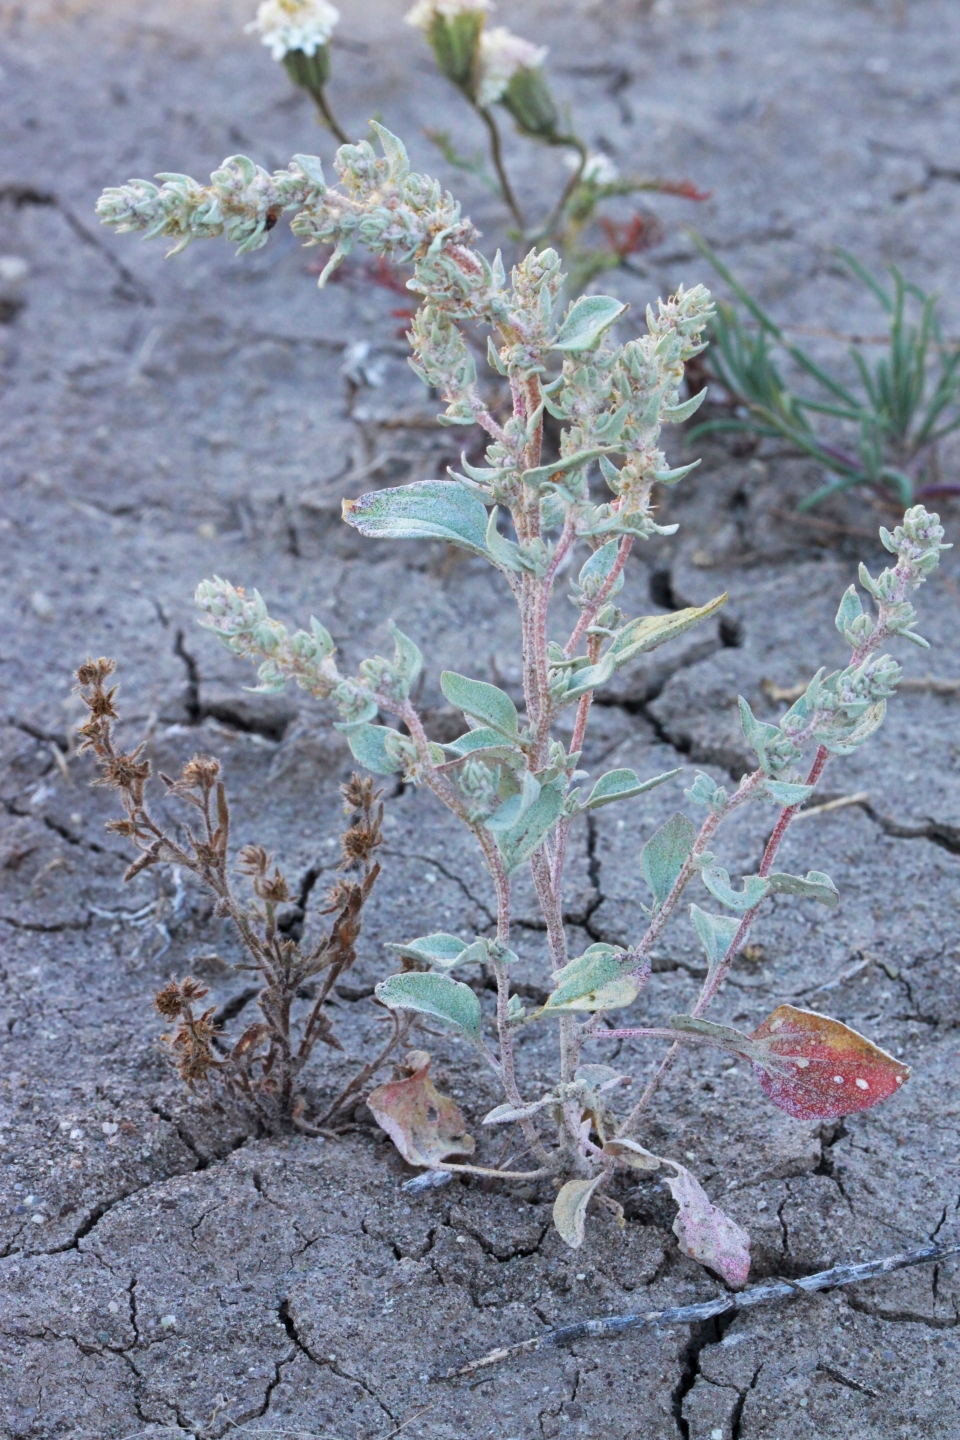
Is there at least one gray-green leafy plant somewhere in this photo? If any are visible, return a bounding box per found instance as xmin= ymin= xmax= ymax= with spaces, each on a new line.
xmin=97 ymin=128 xmax=948 ymax=1275
xmin=692 ymin=237 xmax=960 ymax=511
xmin=245 ymin=0 xmax=707 ymax=289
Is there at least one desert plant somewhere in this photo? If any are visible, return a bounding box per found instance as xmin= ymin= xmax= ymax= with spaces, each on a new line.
xmin=75 ymin=658 xmax=400 ymax=1133
xmin=691 ymin=236 xmax=960 ymax=510
xmin=245 ymin=0 xmax=707 ymax=286
xmin=97 ymin=129 xmax=948 ymax=1278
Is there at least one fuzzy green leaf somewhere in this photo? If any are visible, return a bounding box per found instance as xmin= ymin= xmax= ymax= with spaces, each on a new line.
xmin=374 ymin=972 xmax=483 ymax=1043
xmin=343 ymin=481 xmax=490 ymax=555
xmin=764 ymin=779 xmax=815 ymax=807
xmin=334 ymin=721 xmax=405 ymax=776
xmin=551 ymin=295 xmax=628 ymax=353
xmin=689 ymin=905 xmax=742 ymax=972
xmin=766 ymin=869 xmax=840 ymax=908
xmin=575 ymin=539 xmax=624 ymax=599
xmin=385 ymin=933 xmax=471 ymax=969
xmin=641 ymin=812 xmax=696 ymax=910
xmin=441 ymin=672 xmax=520 ymax=739
xmin=580 ymin=766 xmax=681 ymax=811
xmin=388 ymin=622 xmax=423 ymax=691
xmin=494 ymin=780 xmax=564 ymax=874
xmin=522 ymin=446 xmax=615 ymax=490
xmin=700 ymin=866 xmax=770 ymax=914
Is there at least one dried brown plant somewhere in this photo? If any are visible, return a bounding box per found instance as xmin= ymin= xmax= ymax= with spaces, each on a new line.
xmin=76 ymin=657 xmax=404 ymax=1133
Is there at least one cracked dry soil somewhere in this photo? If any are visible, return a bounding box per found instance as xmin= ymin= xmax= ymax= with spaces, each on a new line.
xmin=1 ymin=0 xmax=960 ymax=1436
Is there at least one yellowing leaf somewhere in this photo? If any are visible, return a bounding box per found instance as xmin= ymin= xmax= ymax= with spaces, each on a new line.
xmin=367 ymin=1050 xmax=475 ymax=1168
xmin=602 ymin=1138 xmax=661 ymax=1171
xmin=553 ymin=1174 xmax=604 ymax=1249
xmin=543 ymin=944 xmax=640 ymax=1012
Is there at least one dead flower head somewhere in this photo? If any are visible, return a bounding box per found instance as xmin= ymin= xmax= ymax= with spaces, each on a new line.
xmin=168 ymin=1007 xmax=220 ymax=1082
xmin=75 ymin=657 xmax=116 ymax=689
xmin=155 ymin=976 xmax=210 ymax=1018
xmin=177 ymin=755 xmax=221 ymax=792
xmin=95 ymin=748 xmax=151 ymax=792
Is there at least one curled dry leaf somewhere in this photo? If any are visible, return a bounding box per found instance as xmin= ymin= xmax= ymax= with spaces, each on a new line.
xmin=367 ymin=1049 xmax=475 ymax=1168
xmin=602 ymin=1137 xmax=660 ymax=1171
xmin=750 ymin=1004 xmax=911 ymax=1122
xmin=553 ymin=1174 xmax=604 ymax=1249
xmin=663 ymin=1161 xmax=751 ymax=1288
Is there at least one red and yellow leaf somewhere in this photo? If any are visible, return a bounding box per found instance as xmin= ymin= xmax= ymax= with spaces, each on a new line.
xmin=749 ymin=1004 xmax=910 ymax=1121
xmin=367 ymin=1049 xmax=475 ymax=1168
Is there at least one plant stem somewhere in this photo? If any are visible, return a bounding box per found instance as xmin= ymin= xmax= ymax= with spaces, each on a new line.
xmin=616 ymin=746 xmax=829 ymax=1136
xmin=477 ymin=105 xmax=526 ymax=233
xmin=564 ymin=537 xmax=633 ymax=657
xmin=309 ymin=86 xmax=349 ymax=145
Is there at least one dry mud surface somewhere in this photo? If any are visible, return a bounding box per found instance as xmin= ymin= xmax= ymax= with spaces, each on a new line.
xmin=1 ymin=1 xmax=959 ymax=1436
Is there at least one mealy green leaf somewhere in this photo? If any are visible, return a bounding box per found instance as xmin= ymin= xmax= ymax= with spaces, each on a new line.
xmin=485 ymin=770 xmax=542 ymax=833
xmin=343 ymin=481 xmax=490 ymax=555
xmin=641 ymin=812 xmax=696 ymax=910
xmin=684 ymin=772 xmax=728 ymax=813
xmin=689 ymin=905 xmax=742 ymax=972
xmin=385 ymin=933 xmax=471 ymax=969
xmin=700 ymin=865 xmax=770 ymax=914
xmin=557 ymin=651 xmax=618 ymax=703
xmin=388 ymin=622 xmax=423 ymax=692
xmin=738 ymin=695 xmax=782 ymax=766
xmin=522 ymin=446 xmax=615 ymax=489
xmin=764 ymin=779 xmax=815 ymax=807
xmin=484 ymin=505 xmax=526 ymax=573
xmin=835 ymin=584 xmax=864 ymax=641
xmin=494 ymin=779 xmax=564 ymax=874
xmin=374 ymin=972 xmax=483 ymax=1043
xmin=579 ymin=766 xmax=681 ymax=811
xmin=575 ymin=539 xmax=624 ymax=599
xmin=444 ymin=728 xmax=522 ymax=764
xmin=661 ymin=389 xmax=708 ymax=424
xmin=669 ymin=1013 xmax=758 ymax=1057
xmin=551 ymin=295 xmax=628 ymax=353
xmin=334 ymin=721 xmax=406 ymax=776
xmin=766 ymin=869 xmax=840 ymax=908
xmin=440 ymin=671 xmax=520 ymax=739
xmin=542 ymin=943 xmax=639 ymax=1012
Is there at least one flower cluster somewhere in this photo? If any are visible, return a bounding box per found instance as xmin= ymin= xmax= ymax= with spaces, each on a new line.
xmin=476 ymin=26 xmax=548 ymax=106
xmin=246 ymin=0 xmax=339 ymax=61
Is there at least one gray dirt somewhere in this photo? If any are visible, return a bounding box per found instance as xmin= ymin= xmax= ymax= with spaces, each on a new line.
xmin=0 ymin=1 xmax=958 ymax=1436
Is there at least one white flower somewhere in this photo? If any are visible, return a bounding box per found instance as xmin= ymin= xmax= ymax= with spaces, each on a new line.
xmin=565 ymin=151 xmax=620 ymax=186
xmin=475 ymin=26 xmax=547 ymax=106
xmin=405 ymin=0 xmax=494 ymax=31
xmin=246 ymin=0 xmax=340 ymax=62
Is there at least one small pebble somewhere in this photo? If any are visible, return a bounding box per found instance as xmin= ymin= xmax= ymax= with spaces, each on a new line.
xmin=30 ymin=591 xmax=54 ymax=621
xmin=160 ymin=1314 xmax=176 ymax=1330
xmin=102 ymin=1122 xmax=119 ymax=1137
xmin=108 ymin=1301 xmax=119 ymax=1314
xmin=0 ymin=255 xmax=29 ymax=283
